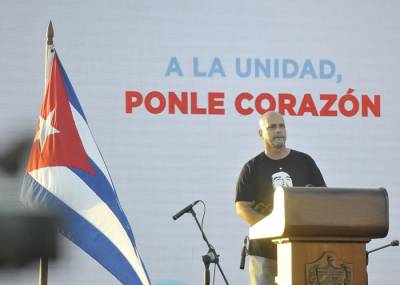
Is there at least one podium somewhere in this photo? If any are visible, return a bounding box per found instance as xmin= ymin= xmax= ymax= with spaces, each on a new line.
xmin=249 ymin=187 xmax=388 ymax=285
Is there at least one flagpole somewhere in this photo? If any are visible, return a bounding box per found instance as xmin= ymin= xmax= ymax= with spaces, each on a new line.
xmin=39 ymin=257 xmax=48 ymax=285
xmin=39 ymin=20 xmax=55 ymax=285
xmin=45 ymin=20 xmax=55 ymax=84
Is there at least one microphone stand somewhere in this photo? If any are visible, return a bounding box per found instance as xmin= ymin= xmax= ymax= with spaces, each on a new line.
xmin=189 ymin=208 xmax=230 ymax=285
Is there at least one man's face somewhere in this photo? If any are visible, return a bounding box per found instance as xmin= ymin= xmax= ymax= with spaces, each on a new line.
xmin=259 ymin=113 xmax=287 ymax=149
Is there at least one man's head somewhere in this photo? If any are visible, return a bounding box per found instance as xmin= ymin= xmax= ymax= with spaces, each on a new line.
xmin=258 ymin=111 xmax=287 ymax=150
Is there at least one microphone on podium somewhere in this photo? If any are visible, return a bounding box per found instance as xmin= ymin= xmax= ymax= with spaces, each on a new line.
xmin=366 ymin=239 xmax=399 ymax=265
xmin=240 ymin=236 xmax=248 ymax=270
xmin=172 ymin=200 xmax=200 ymax=221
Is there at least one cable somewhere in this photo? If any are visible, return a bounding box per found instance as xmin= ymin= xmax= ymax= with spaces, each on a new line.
xmin=199 ymin=200 xmax=206 ymax=229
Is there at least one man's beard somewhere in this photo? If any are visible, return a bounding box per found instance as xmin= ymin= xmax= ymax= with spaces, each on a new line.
xmin=272 ymin=137 xmax=286 ymax=148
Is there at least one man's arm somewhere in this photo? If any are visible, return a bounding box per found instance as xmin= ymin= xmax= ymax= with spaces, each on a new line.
xmin=235 ymin=201 xmax=265 ymax=226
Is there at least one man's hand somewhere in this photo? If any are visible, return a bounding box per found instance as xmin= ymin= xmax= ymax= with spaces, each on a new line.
xmin=252 ymin=202 xmax=273 ymax=216
xmin=236 ymin=201 xmax=269 ymax=225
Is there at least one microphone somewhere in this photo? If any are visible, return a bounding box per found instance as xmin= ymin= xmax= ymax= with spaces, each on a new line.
xmin=367 ymin=239 xmax=399 ymax=257
xmin=172 ymin=200 xmax=200 ymax=220
xmin=240 ymin=236 xmax=248 ymax=270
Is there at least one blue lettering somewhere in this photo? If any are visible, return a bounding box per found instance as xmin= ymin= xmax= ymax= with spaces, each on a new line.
xmin=320 ymin=59 xmax=335 ymax=79
xmin=165 ymin=56 xmax=183 ymax=76
xmin=300 ymin=59 xmax=317 ymax=79
xmin=254 ymin=59 xmax=271 ymax=78
xmin=282 ymin=59 xmax=299 ymax=78
xmin=274 ymin=59 xmax=279 ymax=78
xmin=193 ymin=57 xmax=207 ymax=77
xmin=236 ymin=58 xmax=252 ymax=77
xmin=208 ymin=58 xmax=226 ymax=77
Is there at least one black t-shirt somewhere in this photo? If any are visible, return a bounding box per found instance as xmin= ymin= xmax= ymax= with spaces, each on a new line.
xmin=235 ymin=149 xmax=326 ymax=258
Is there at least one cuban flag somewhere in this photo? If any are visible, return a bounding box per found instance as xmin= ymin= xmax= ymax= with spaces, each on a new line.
xmin=21 ymin=51 xmax=151 ymax=285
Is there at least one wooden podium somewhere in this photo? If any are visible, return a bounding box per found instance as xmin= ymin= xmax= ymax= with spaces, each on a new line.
xmin=249 ymin=187 xmax=388 ymax=285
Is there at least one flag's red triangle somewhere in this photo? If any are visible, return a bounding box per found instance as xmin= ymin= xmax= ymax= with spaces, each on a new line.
xmin=27 ymin=55 xmax=94 ymax=175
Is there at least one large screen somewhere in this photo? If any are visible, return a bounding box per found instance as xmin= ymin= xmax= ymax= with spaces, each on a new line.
xmin=0 ymin=1 xmax=398 ymax=284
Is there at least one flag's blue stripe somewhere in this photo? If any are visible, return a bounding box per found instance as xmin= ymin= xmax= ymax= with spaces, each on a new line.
xmin=21 ymin=174 xmax=149 ymax=285
xmin=55 ymin=53 xmax=149 ymax=279
xmin=55 ymin=53 xmax=87 ymax=122
xmin=53 ymin=53 xmax=136 ymax=243
xmin=69 ymin=157 xmax=137 ymax=247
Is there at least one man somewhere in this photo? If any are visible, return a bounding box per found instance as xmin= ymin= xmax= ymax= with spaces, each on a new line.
xmin=235 ymin=111 xmax=326 ymax=285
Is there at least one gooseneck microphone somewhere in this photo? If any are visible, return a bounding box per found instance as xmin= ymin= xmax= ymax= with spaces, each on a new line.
xmin=366 ymin=239 xmax=399 ymax=266
xmin=367 ymin=239 xmax=399 ymax=255
xmin=172 ymin=200 xmax=200 ymax=220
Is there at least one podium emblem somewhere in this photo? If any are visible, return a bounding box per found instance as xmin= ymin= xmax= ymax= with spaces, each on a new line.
xmin=306 ymin=252 xmax=352 ymax=285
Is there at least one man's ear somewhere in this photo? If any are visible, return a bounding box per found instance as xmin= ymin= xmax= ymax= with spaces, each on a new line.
xmin=258 ymin=129 xmax=262 ymax=138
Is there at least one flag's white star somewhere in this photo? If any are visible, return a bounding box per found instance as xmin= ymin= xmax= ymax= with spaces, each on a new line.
xmin=34 ymin=109 xmax=60 ymax=151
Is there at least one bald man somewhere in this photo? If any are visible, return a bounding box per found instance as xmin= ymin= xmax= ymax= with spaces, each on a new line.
xmin=235 ymin=112 xmax=326 ymax=285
